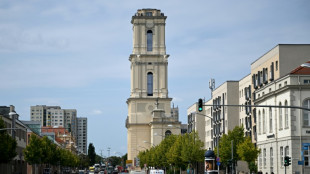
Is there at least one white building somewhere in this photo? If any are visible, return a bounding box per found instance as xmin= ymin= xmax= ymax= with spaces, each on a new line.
xmin=77 ymin=117 xmax=87 ymax=154
xmin=255 ymin=64 xmax=310 ymax=174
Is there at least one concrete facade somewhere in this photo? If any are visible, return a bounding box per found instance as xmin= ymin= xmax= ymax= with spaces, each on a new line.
xmin=126 ymin=9 xmax=181 ymax=163
xmin=238 ymin=74 xmax=252 ymax=136
xmin=30 ymin=105 xmax=78 ymax=140
xmin=251 ymin=44 xmax=310 ymax=144
xmin=77 ymin=117 xmax=87 ymax=154
xmin=255 ymin=72 xmax=310 ymax=174
xmin=187 ymin=103 xmax=206 ymax=143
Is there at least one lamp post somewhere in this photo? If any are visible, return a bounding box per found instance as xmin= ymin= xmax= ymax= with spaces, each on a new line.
xmin=194 ymin=113 xmax=219 ymax=174
xmin=9 ymin=111 xmax=17 ymax=139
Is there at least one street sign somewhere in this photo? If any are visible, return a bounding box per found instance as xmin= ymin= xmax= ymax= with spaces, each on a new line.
xmin=216 ymin=162 xmax=221 ymax=166
xmin=216 ymin=157 xmax=220 ymax=162
xmin=298 ymin=161 xmax=304 ymax=165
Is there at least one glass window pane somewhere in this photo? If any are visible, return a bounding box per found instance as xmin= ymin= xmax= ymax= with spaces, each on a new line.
xmin=147 ymin=31 xmax=152 ymax=51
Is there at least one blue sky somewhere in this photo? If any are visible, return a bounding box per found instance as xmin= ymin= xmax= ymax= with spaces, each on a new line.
xmin=1 ymin=0 xmax=310 ymax=156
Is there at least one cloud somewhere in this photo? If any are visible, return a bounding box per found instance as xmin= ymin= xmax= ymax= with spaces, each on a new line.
xmin=90 ymin=109 xmax=103 ymax=115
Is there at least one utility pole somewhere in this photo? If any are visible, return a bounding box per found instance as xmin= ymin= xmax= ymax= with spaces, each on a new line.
xmin=209 ymin=78 xmax=215 ymax=98
xmin=107 ymin=147 xmax=110 ymax=157
xmin=100 ymin=149 xmax=104 ymax=165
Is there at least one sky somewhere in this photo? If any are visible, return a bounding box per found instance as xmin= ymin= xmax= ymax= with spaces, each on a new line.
xmin=1 ymin=0 xmax=310 ymax=157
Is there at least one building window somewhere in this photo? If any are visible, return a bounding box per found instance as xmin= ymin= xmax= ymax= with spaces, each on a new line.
xmin=165 ymin=130 xmax=171 ymax=137
xmin=263 ymin=109 xmax=266 ymax=134
xmin=304 ymin=145 xmax=310 ymax=166
xmin=147 ymin=72 xmax=153 ymax=96
xmin=263 ymin=148 xmax=266 ymax=168
xmin=259 ymin=152 xmax=262 ymax=169
xmin=258 ymin=111 xmax=261 ymax=134
xmin=280 ymin=146 xmax=284 ymax=166
xmin=303 ymin=99 xmax=310 ymax=126
xmin=147 ymin=30 xmax=153 ymax=51
xmin=285 ymin=146 xmax=289 ymax=157
xmin=304 ymin=79 xmax=310 ymax=84
xmin=146 ymin=12 xmax=152 ymax=16
xmin=276 ymin=61 xmax=278 ymax=71
xmin=285 ymin=100 xmax=289 ymax=128
xmin=270 ymin=147 xmax=273 ymax=169
xmin=269 ymin=108 xmax=273 ymax=133
xmin=279 ymin=102 xmax=283 ymax=129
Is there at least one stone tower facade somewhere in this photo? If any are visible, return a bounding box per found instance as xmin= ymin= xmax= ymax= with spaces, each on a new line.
xmin=126 ymin=9 xmax=181 ymax=164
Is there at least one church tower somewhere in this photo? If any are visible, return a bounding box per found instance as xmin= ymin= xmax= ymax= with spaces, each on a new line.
xmin=126 ymin=9 xmax=181 ymax=164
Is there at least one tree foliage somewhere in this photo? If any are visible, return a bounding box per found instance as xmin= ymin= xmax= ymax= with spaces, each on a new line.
xmin=216 ymin=126 xmax=245 ymax=167
xmin=24 ymin=134 xmax=80 ymax=167
xmin=88 ymin=143 xmax=96 ymax=166
xmin=237 ymin=137 xmax=260 ymax=169
xmin=215 ymin=126 xmax=260 ymax=172
xmin=0 ymin=117 xmax=17 ymax=163
xmin=138 ymin=132 xmax=205 ymax=170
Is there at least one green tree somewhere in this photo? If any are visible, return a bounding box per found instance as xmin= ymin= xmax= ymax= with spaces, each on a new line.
xmin=237 ymin=137 xmax=260 ymax=173
xmin=217 ymin=126 xmax=245 ymax=167
xmin=88 ymin=143 xmax=96 ymax=166
xmin=180 ymin=132 xmax=205 ymax=165
xmin=109 ymin=156 xmax=122 ymax=166
xmin=156 ymin=134 xmax=177 ymax=168
xmin=167 ymin=134 xmax=186 ymax=170
xmin=24 ymin=134 xmax=43 ymax=165
xmin=0 ymin=117 xmax=17 ymax=163
xmin=79 ymin=154 xmax=89 ymax=168
xmin=121 ymin=153 xmax=127 ymax=168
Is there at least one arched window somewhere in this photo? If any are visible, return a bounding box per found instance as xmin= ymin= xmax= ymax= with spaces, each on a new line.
xmin=147 ymin=30 xmax=153 ymax=51
xmin=279 ymin=102 xmax=283 ymax=129
xmin=147 ymin=72 xmax=153 ymax=96
xmin=263 ymin=109 xmax=266 ymax=134
xmin=165 ymin=130 xmax=172 ymax=137
xmin=258 ymin=110 xmax=261 ymax=134
xmin=269 ymin=108 xmax=273 ymax=133
xmin=285 ymin=100 xmax=289 ymax=128
xmin=303 ymin=99 xmax=310 ymax=126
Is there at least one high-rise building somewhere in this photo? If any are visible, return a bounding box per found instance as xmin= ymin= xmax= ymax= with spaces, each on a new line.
xmin=126 ymin=9 xmax=181 ymax=163
xmin=30 ymin=105 xmax=77 ymax=139
xmin=77 ymin=117 xmax=87 ymax=154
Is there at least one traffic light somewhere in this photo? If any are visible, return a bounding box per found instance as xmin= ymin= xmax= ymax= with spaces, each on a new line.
xmin=198 ymin=98 xmax=203 ymax=112
xmin=284 ymin=156 xmax=291 ymax=166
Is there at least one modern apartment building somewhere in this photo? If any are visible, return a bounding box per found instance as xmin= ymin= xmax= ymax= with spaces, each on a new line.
xmin=77 ymin=117 xmax=87 ymax=154
xmin=238 ymin=74 xmax=252 ymax=136
xmin=187 ymin=103 xmax=206 ymax=143
xmin=64 ymin=109 xmax=77 ymax=138
xmin=211 ymin=81 xmax=239 ymax=147
xmin=30 ymin=105 xmax=77 ymax=139
xmin=187 ymin=44 xmax=310 ymax=173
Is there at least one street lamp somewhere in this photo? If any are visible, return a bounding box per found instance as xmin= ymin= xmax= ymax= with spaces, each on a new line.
xmin=9 ymin=111 xmax=17 ymax=138
xmin=193 ymin=112 xmax=219 ymax=173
